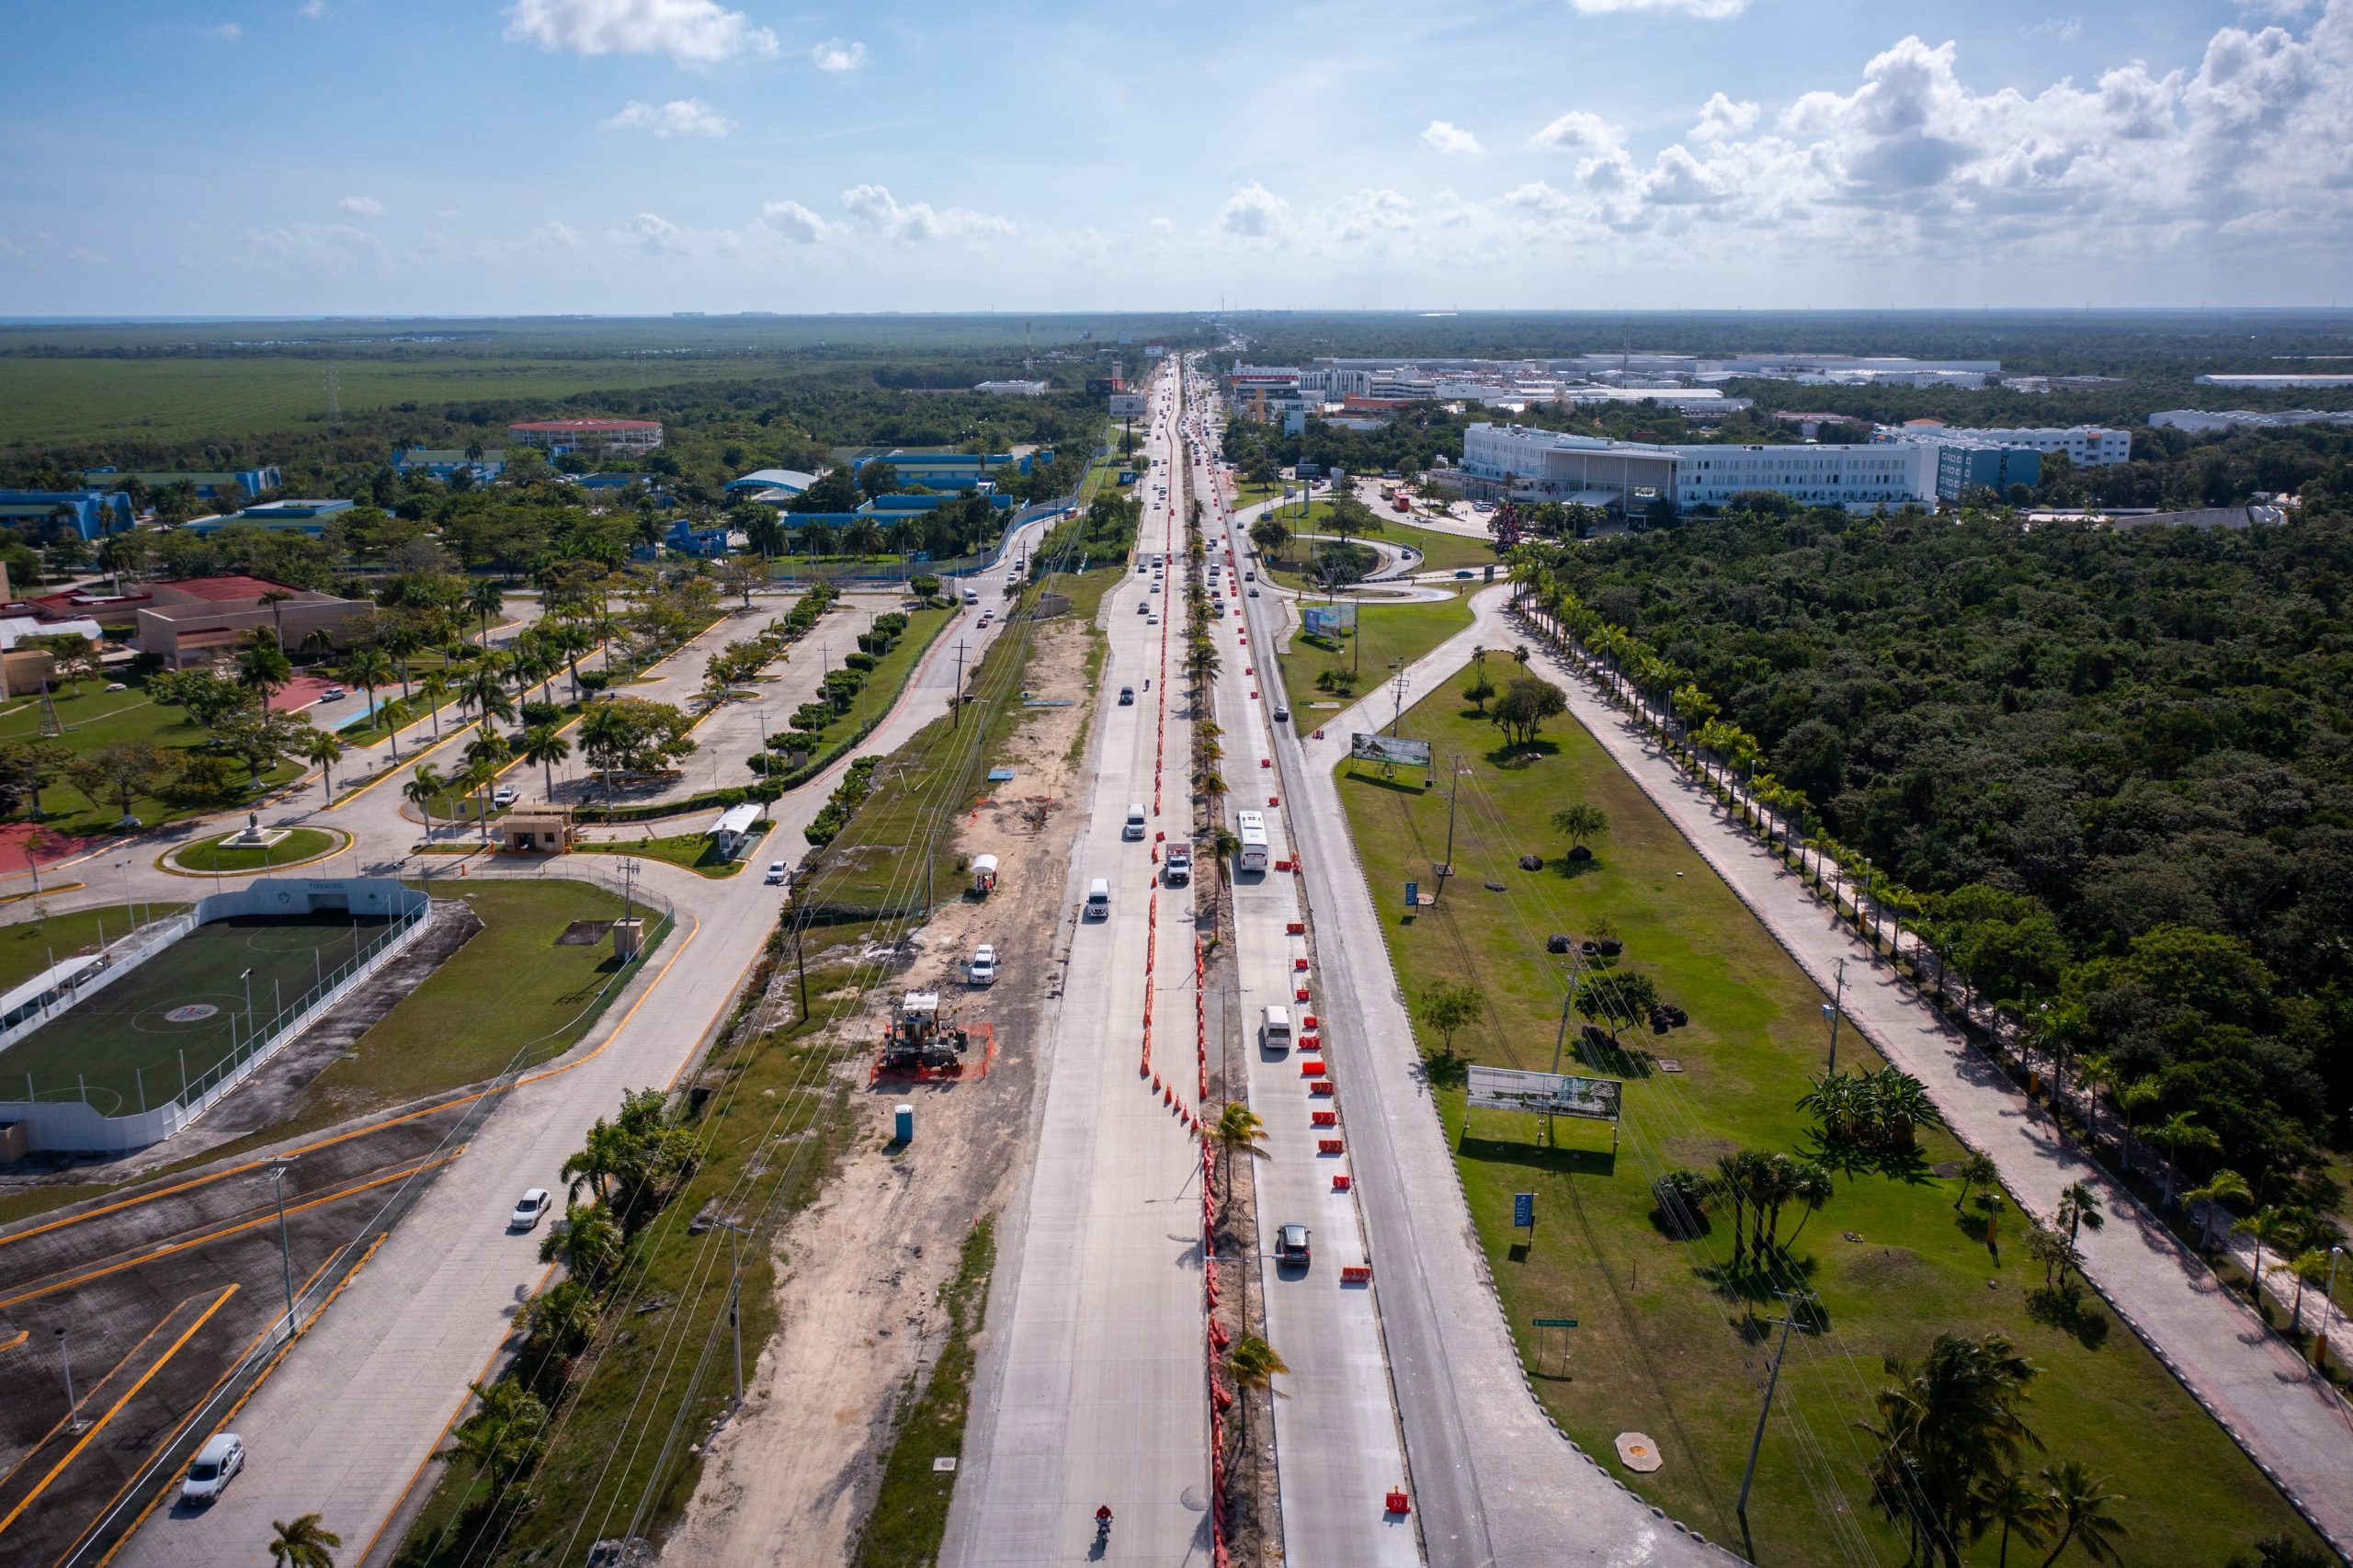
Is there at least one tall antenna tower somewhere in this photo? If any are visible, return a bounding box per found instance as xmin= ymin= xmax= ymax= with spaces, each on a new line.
xmin=1024 ymin=322 xmax=1032 ymax=374
xmin=324 ymin=364 xmax=343 ymax=432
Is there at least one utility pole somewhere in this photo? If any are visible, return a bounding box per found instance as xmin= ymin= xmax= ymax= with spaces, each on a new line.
xmin=1737 ymin=1291 xmax=1809 ymax=1557
xmin=619 ymin=858 xmax=641 ymax=926
xmin=1440 ymin=758 xmax=1465 ymax=883
xmin=267 ymin=1161 xmax=298 ymax=1335
xmin=1825 ymin=957 xmax=1847 ymax=1074
xmin=716 ymin=1220 xmax=752 ymax=1409
xmin=1389 ymin=661 xmax=1410 ymax=736
xmin=951 ymin=641 xmax=967 ymax=729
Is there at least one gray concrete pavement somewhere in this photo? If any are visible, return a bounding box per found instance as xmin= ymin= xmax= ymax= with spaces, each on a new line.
xmin=1211 ymin=397 xmax=1720 ymax=1568
xmin=949 ymin=362 xmax=1209 ymax=1564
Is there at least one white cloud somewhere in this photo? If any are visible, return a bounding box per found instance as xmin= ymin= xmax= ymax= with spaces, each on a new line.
xmin=809 ymin=38 xmax=868 ymax=73
xmin=1688 ymin=91 xmax=1758 ymax=142
xmin=1420 ymin=119 xmax=1483 ymax=154
xmin=1570 ymin=0 xmax=1747 ymax=16
xmin=1329 ymin=188 xmax=1416 ymax=243
xmin=504 ymin=0 xmax=778 ymax=64
xmin=760 ymin=199 xmax=838 ymax=243
xmin=1215 ymin=181 xmax=1291 ymax=239
xmin=435 ymin=208 xmax=460 ymax=219
xmin=210 ymin=21 xmax=242 ymax=40
xmin=1148 ymin=216 xmax=1176 ymax=236
xmin=605 ymin=98 xmax=731 ymax=138
xmin=339 ymin=195 xmax=384 ymax=217
xmin=1529 ymin=109 xmax=1624 ymax=155
xmin=838 ymin=185 xmax=1015 ymax=241
xmin=299 ymin=0 xmax=329 ymax=17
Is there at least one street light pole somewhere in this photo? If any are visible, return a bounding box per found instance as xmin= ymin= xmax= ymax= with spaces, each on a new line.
xmin=1825 ymin=957 xmax=1847 ymax=1074
xmin=268 ymin=1162 xmax=298 ymax=1334
xmin=2321 ymin=1245 xmax=2344 ymax=1373
xmin=55 ymin=1327 xmax=86 ymax=1433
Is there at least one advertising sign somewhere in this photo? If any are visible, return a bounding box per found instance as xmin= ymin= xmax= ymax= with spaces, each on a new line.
xmin=1466 ymin=1065 xmax=1622 ymax=1123
xmin=1513 ymin=1191 xmax=1535 ymax=1229
xmin=1302 ymin=603 xmax=1358 ymax=638
xmin=1350 ymin=733 xmax=1434 ymax=769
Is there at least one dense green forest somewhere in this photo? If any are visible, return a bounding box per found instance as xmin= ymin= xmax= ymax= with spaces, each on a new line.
xmin=1531 ymin=491 xmax=2353 ymax=1195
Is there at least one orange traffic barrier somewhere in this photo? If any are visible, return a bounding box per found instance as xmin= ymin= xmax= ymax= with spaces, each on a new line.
xmin=1311 ymin=1110 xmax=1337 ymax=1128
xmin=1343 ymin=1265 xmax=1374 ymax=1285
xmin=1300 ymin=1061 xmax=1324 ymax=1076
xmin=1318 ymin=1138 xmax=1344 ymax=1153
xmin=1155 ymin=830 xmax=1165 ymax=842
xmin=1311 ymin=1080 xmax=1335 ymax=1096
xmin=1385 ymin=1487 xmax=1411 ymax=1515
xmin=1274 ymin=858 xmax=1292 ymax=873
xmin=1165 ymin=1086 xmax=1173 ymax=1105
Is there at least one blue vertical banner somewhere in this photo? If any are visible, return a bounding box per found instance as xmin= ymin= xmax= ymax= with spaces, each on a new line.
xmin=1404 ymin=881 xmax=1419 ymax=910
xmin=1513 ymin=1191 xmax=1536 ymax=1230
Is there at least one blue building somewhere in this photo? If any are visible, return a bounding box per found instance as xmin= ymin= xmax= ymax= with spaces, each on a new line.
xmin=725 ymin=468 xmax=817 ymax=498
xmin=392 ymin=449 xmax=505 ymax=482
xmin=0 ymin=490 xmax=132 ymax=541
xmin=665 ymin=518 xmax=734 ymax=558
xmin=183 ymin=498 xmax=355 ymax=537
xmin=850 ymin=449 xmax=1038 ymax=491
xmin=82 ymin=467 xmax=282 ymax=501
xmin=1935 ymin=441 xmax=2041 ymax=502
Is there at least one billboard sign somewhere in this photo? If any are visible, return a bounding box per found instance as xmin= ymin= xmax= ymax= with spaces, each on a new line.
xmin=1466 ymin=1065 xmax=1622 ymax=1123
xmin=1351 ymin=733 xmax=1433 ymax=769
xmin=1302 ymin=603 xmax=1358 ymax=638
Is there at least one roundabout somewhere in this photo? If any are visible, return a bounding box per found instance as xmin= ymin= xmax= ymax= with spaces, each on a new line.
xmin=162 ymin=825 xmax=350 ymax=877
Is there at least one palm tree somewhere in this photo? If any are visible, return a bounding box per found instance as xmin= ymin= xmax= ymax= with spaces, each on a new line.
xmin=2151 ymin=1112 xmax=2219 ymax=1208
xmin=2072 ymin=1052 xmax=2114 ymax=1148
xmin=1715 ymin=1151 xmax=1759 ymax=1268
xmin=460 ymin=756 xmax=501 ymax=842
xmin=1859 ymin=1332 xmax=2042 ymax=1568
xmin=2036 ymin=1460 xmax=2126 ymax=1566
xmin=468 ymin=577 xmax=506 ymax=644
xmin=520 ymin=723 xmax=572 ymax=802
xmin=1780 ymin=1159 xmax=1838 ymax=1252
xmin=2233 ymin=1206 xmax=2302 ymax=1306
xmin=1549 ymin=802 xmax=1608 ymax=856
xmin=337 ymin=647 xmax=395 ymax=733
xmin=1973 ymin=1470 xmax=2056 ymax=1568
xmin=236 ymin=630 xmax=294 ymax=703
xmin=1953 ymin=1153 xmax=2000 ymax=1212
xmin=2184 ymin=1168 xmax=2253 ymax=1252
xmin=2279 ymin=1247 xmax=2333 ymax=1335
xmin=374 ymin=698 xmax=411 ymax=762
xmin=403 ymin=764 xmax=445 ymax=839
xmin=1207 ymin=1102 xmax=1270 ymax=1218
xmin=301 ymin=727 xmax=345 ymax=802
xmin=522 ymin=1278 xmax=599 ymax=1359
xmin=1222 ymin=1333 xmax=1290 ymax=1458
xmin=2056 ymin=1182 xmax=2104 ymax=1245
xmin=842 ymin=518 xmax=884 ymax=559
xmin=2116 ymin=1078 xmax=2162 ymax=1170
xmin=540 ymin=1201 xmax=624 ymax=1286
xmin=267 ymin=1513 xmax=342 ymax=1568
xmin=415 ymin=672 xmax=451 ymax=740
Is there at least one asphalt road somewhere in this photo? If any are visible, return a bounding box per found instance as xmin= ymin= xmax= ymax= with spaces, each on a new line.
xmin=949 ymin=362 xmax=1214 ymax=1564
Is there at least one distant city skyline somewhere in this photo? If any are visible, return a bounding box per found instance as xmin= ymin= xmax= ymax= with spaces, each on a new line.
xmin=3 ymin=0 xmax=2348 ymax=314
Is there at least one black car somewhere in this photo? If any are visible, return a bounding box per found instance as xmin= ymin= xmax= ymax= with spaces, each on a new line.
xmin=1274 ymin=1223 xmax=1312 ymax=1267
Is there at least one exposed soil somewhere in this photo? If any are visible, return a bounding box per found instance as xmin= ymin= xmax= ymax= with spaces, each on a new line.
xmin=659 ymin=621 xmax=1096 ymax=1568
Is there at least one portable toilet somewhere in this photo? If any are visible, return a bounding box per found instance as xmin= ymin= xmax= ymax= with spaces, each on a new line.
xmin=971 ymin=854 xmax=1000 ymax=896
xmin=894 ymin=1103 xmax=915 ymax=1142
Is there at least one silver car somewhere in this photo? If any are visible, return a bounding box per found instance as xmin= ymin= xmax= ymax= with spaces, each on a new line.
xmin=180 ymin=1433 xmax=244 ymax=1506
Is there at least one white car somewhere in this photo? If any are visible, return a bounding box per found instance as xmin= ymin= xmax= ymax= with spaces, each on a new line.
xmin=969 ymin=944 xmax=998 ymax=986
xmin=511 ymin=1188 xmax=552 ymax=1230
xmin=1147 ymin=613 xmax=1160 ymax=625
xmin=180 ymin=1433 xmax=244 ymax=1506
xmin=764 ymin=860 xmax=789 ymax=885
xmin=491 ymin=784 xmax=519 ymax=809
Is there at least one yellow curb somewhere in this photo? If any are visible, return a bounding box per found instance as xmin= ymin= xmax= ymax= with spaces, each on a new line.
xmin=154 ymin=829 xmax=353 ymax=878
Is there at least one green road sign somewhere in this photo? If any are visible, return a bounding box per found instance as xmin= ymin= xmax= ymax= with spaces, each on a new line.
xmin=1531 ymin=1317 xmax=1579 ymax=1329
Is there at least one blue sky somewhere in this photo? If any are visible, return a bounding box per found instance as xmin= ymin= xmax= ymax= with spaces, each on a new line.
xmin=3 ymin=0 xmax=2348 ymax=313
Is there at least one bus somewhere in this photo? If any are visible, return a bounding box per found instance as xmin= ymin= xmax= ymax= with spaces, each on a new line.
xmin=1235 ymin=810 xmax=1270 ymax=874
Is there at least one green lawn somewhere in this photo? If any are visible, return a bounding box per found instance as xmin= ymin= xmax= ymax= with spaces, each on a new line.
xmin=1276 ymin=594 xmax=1472 ymax=717
xmin=0 ymin=902 xmax=188 ymax=993
xmin=172 ymin=826 xmax=340 ymax=871
xmin=1333 ymin=686 xmax=2320 ymax=1567
xmin=574 ymin=824 xmax=762 ymax=877
xmin=1381 ymin=517 xmax=1502 ymax=574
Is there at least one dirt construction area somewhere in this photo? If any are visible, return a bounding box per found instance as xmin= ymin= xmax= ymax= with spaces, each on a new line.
xmin=661 ymin=619 xmax=1097 ymax=1567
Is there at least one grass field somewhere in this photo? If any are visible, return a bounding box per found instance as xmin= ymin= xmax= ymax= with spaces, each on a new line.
xmin=1381 ymin=517 xmax=1501 ymax=574
xmin=1275 ymin=594 xmax=1472 ymax=717
xmin=1333 ymin=685 xmax=2320 ymax=1566
xmin=0 ymin=678 xmax=300 ymax=829
xmin=574 ymin=825 xmax=760 ymax=877
xmin=172 ymin=826 xmax=340 ymax=872
xmin=0 ymin=903 xmax=188 ymax=994
xmin=1 ymin=912 xmax=387 ymax=1113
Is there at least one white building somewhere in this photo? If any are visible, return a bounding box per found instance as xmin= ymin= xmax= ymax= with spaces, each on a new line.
xmin=973 ymin=380 xmax=1051 ymax=396
xmin=2194 ymin=373 xmax=2353 ymax=390
xmin=1461 ymin=424 xmax=1680 ymax=509
xmin=1670 ymin=443 xmax=1934 ymax=512
xmin=1890 ymin=423 xmax=2132 ymax=468
xmin=2152 ymin=408 xmax=2353 ymax=433
xmin=1228 ymin=365 xmax=1302 ymax=394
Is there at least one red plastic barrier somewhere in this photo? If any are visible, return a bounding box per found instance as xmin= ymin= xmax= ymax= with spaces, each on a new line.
xmin=1294 ymin=987 xmax=1311 ymax=1003
xmin=1343 ymin=1265 xmax=1373 ymax=1284
xmin=1299 ymin=1061 xmax=1324 ymax=1076
xmin=1155 ymin=830 xmax=1165 ymax=842
xmin=1311 ymin=1110 xmax=1337 ymax=1128
xmin=1313 ymin=728 xmax=1324 ymax=739
xmin=1311 ymin=1080 xmax=1335 ymax=1096
xmin=1302 ymin=1014 xmax=1319 ymax=1029
xmin=1285 ymin=921 xmax=1305 ymax=937
xmin=1267 ymin=795 xmax=1281 ymax=808
xmin=1384 ymin=1488 xmax=1411 ymax=1516
xmin=1260 ymin=757 xmax=1272 ymax=768
xmin=1274 ymin=858 xmax=1292 ymax=873
xmin=1293 ymin=957 xmax=1310 ymax=971
xmin=1334 ymin=1174 xmax=1352 ymax=1192
xmin=1318 ymin=1138 xmax=1345 ymax=1153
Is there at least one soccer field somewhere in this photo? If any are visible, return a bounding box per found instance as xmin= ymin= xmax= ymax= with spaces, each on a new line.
xmin=0 ymin=914 xmax=389 ymax=1115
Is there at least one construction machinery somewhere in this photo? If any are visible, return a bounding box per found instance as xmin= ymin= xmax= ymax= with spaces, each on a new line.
xmin=880 ymin=992 xmax=972 ymax=1074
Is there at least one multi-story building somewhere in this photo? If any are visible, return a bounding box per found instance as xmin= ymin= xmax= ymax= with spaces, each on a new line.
xmin=2194 ymin=373 xmax=2353 ymax=390
xmin=81 ymin=467 xmax=282 ymax=500
xmin=1899 ymin=423 xmax=2131 ymax=468
xmin=1934 ymin=441 xmax=2042 ymax=501
xmin=2151 ymin=408 xmax=2353 ymax=434
xmin=0 ymin=490 xmax=132 ymax=541
xmin=1460 ymin=423 xmax=1936 ymax=514
xmin=392 ymin=449 xmax=505 ymax=481
xmin=973 ymin=380 xmax=1051 ymax=396
xmin=506 ymin=418 xmax=665 ymax=455
xmin=182 ymin=499 xmax=355 ymax=537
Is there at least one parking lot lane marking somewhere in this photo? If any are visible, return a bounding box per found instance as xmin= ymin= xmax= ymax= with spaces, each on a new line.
xmin=0 ymin=1153 xmax=456 ymax=1312
xmin=0 ymin=1284 xmax=238 ymax=1539
xmin=0 ymin=1301 xmax=200 ymax=1501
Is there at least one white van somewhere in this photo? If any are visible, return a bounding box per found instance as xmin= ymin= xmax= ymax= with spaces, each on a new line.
xmin=962 ymin=586 xmax=980 ymax=605
xmin=1085 ymin=879 xmax=1111 ymax=920
xmin=1123 ymin=804 xmax=1147 ymax=841
xmin=1259 ymin=1006 xmax=1293 ymax=1052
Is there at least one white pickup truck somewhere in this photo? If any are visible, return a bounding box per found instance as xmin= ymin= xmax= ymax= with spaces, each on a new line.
xmin=968 ymin=944 xmax=997 ymax=986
